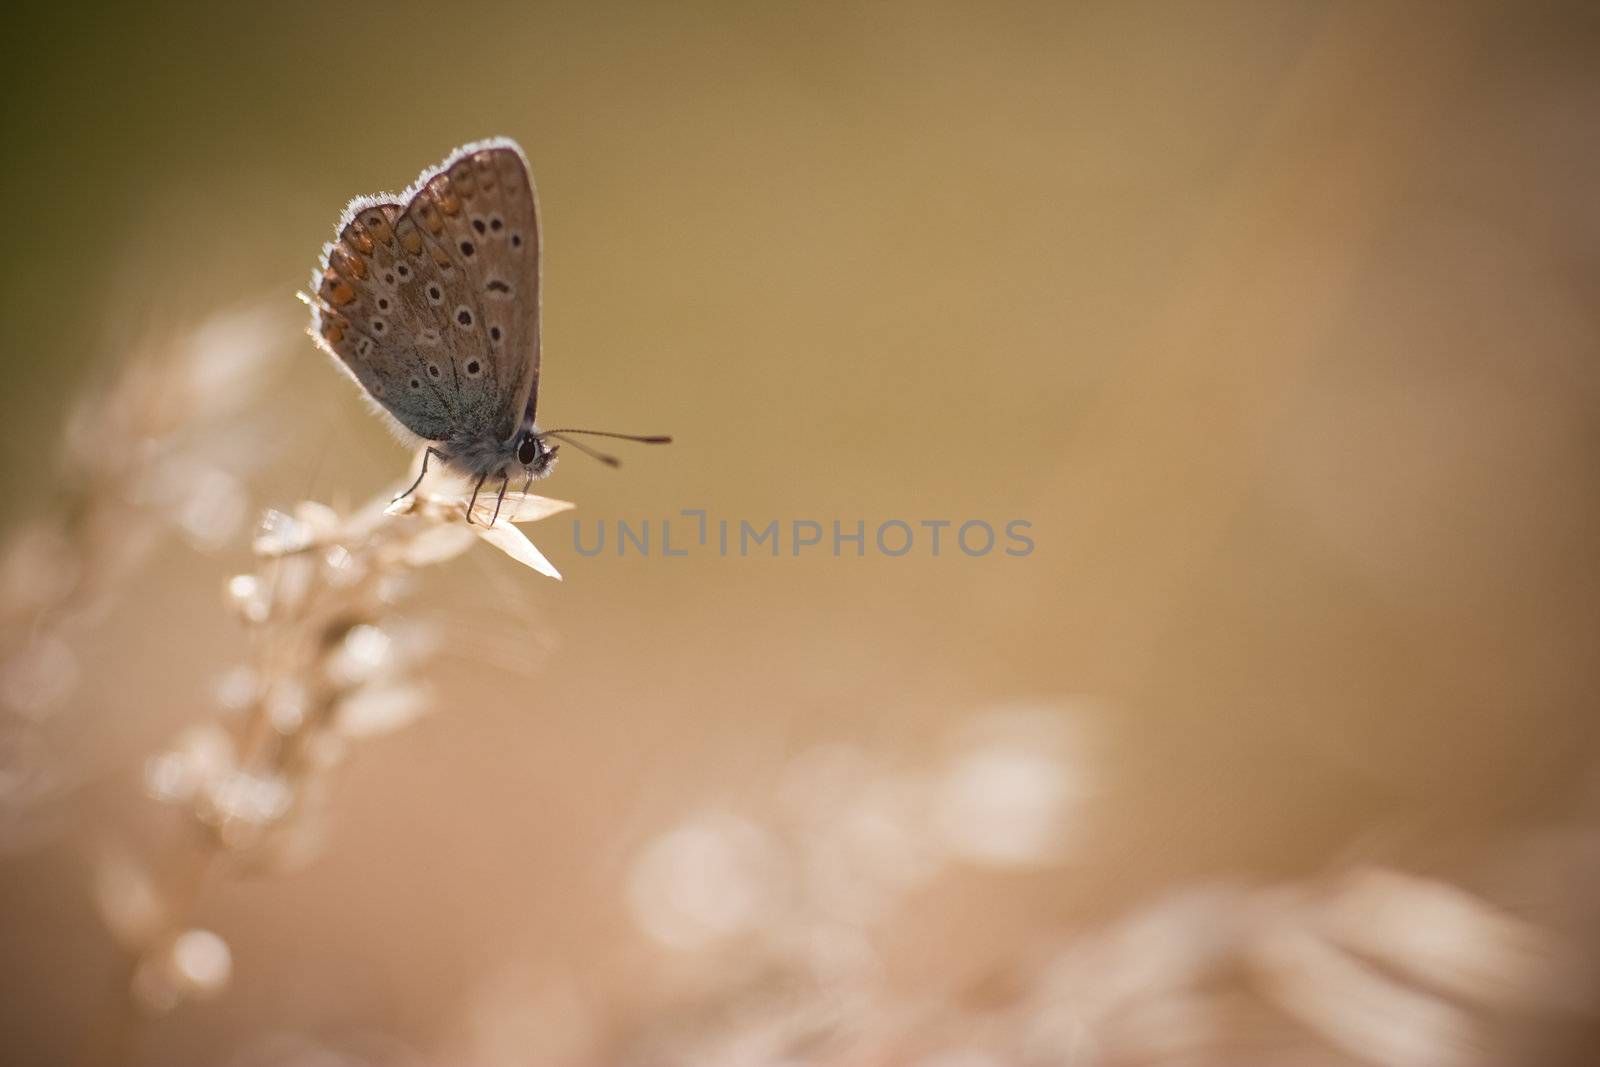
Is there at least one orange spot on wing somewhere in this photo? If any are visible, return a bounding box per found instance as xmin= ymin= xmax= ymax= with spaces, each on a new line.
xmin=344 ymin=221 xmax=374 ymax=255
xmin=334 ymin=246 xmax=367 ymax=279
xmin=417 ymin=201 xmax=444 ymax=235
xmin=430 ymin=178 xmax=462 ymax=216
xmin=396 ymin=220 xmax=424 ymax=254
xmin=363 ymin=213 xmax=393 ymax=244
xmin=321 ymin=273 xmax=355 ymax=306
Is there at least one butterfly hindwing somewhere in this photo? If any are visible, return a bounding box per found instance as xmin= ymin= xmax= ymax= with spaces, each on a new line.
xmin=312 ymin=205 xmax=458 ymax=442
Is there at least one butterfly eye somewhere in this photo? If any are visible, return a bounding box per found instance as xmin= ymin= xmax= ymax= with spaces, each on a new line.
xmin=517 ymin=435 xmax=539 ymax=466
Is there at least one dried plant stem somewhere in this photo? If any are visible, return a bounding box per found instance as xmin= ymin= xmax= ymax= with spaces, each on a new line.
xmin=92 ymin=478 xmax=571 ymax=1048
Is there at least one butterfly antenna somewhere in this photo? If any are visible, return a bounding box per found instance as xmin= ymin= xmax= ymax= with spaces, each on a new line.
xmin=543 ymin=433 xmax=620 ymax=467
xmin=539 ymin=429 xmax=673 ymax=444
xmin=537 ymin=429 xmax=672 ymax=470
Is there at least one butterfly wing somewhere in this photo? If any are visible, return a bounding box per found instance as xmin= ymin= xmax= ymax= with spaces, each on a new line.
xmin=309 ymin=139 xmax=541 ymax=448
xmin=311 ymin=200 xmax=459 ymax=442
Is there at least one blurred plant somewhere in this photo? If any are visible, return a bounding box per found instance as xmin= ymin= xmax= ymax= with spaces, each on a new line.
xmin=0 ymin=302 xmax=295 ymax=853
xmin=0 ymin=302 xmax=578 ymax=1034
xmin=1016 ymin=863 xmax=1596 ymax=1067
xmin=613 ymin=715 xmax=1600 ymax=1067
xmin=101 ymin=486 xmax=571 ymax=1016
xmin=617 ymin=706 xmax=1099 ymax=1066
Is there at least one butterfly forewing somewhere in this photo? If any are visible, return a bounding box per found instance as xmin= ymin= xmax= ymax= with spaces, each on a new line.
xmin=311 ymin=139 xmax=542 ymax=449
xmin=400 ymin=145 xmax=540 ymax=443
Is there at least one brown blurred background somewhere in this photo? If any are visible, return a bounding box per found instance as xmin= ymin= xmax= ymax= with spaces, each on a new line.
xmin=3 ymin=2 xmax=1599 ymax=1064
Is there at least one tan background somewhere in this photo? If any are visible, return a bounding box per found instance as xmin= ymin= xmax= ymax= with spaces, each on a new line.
xmin=2 ymin=2 xmax=1598 ymax=1064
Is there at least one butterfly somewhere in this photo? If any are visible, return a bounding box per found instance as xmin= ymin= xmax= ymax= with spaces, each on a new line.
xmin=305 ymin=138 xmax=668 ymax=524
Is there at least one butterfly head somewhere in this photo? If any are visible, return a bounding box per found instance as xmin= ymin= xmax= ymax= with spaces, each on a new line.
xmin=516 ymin=427 xmax=559 ymax=478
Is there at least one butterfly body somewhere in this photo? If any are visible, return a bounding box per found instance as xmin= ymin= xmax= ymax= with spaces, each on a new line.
xmin=441 ymin=413 xmax=559 ymax=486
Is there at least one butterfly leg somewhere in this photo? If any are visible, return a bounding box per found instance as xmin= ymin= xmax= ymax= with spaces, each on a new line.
xmin=465 ymin=471 xmax=489 ymax=525
xmin=490 ymin=471 xmax=510 ymax=526
xmin=394 ymin=447 xmax=445 ymax=504
xmin=520 ymin=472 xmax=533 ymax=496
